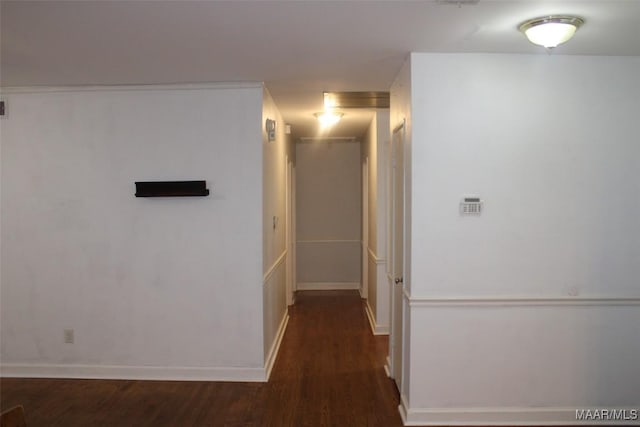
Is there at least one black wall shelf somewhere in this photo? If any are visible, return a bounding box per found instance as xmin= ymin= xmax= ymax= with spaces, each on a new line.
xmin=135 ymin=181 xmax=209 ymax=197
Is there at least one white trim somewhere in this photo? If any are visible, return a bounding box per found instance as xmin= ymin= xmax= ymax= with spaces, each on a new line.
xmin=0 ymin=363 xmax=266 ymax=382
xmin=296 ymin=282 xmax=360 ymax=291
xmin=0 ymin=82 xmax=263 ymax=94
xmin=263 ymin=249 xmax=287 ymax=284
xmin=264 ymin=312 xmax=289 ymax=381
xmin=364 ymin=300 xmax=389 ymax=335
xmin=367 ymin=246 xmax=387 ymax=265
xmin=399 ymin=403 xmax=640 ymax=426
xmin=359 ymin=286 xmax=366 ymax=299
xmin=384 ymin=356 xmax=391 ymax=378
xmin=383 ymin=363 xmax=391 ymax=378
xmin=285 ymin=158 xmax=295 ymax=306
xmin=296 ymin=239 xmax=361 ymax=244
xmin=362 ymin=158 xmax=369 ymax=301
xmin=402 ymin=288 xmax=640 ymax=307
xmin=291 ymin=163 xmax=297 ymax=297
xmin=399 ymin=393 xmax=410 ymax=425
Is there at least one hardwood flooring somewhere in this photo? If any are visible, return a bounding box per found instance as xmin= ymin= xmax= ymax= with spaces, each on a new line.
xmin=1 ymin=291 xmax=403 ymax=426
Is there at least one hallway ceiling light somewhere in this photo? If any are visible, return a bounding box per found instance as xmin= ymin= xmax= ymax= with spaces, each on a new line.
xmin=519 ymin=16 xmax=584 ymax=48
xmin=314 ymin=111 xmax=343 ymax=128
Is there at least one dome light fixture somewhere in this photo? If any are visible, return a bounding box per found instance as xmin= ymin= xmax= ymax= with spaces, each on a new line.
xmin=519 ymin=15 xmax=584 ymax=48
xmin=314 ymin=111 xmax=343 ymax=128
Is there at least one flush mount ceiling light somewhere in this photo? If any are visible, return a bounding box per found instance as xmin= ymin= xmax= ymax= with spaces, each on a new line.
xmin=314 ymin=111 xmax=343 ymax=128
xmin=519 ymin=15 xmax=584 ymax=48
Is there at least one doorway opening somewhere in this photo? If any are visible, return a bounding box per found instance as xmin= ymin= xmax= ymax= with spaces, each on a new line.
xmin=388 ymin=120 xmax=406 ymax=392
xmin=285 ymin=109 xmax=400 ymax=393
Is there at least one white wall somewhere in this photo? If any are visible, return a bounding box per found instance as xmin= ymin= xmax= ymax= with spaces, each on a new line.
xmin=262 ymin=86 xmax=291 ymax=378
xmin=389 ymin=56 xmax=413 ymax=405
xmin=362 ymin=111 xmax=390 ymax=335
xmin=402 ymin=53 xmax=640 ymax=425
xmin=0 ymin=84 xmax=267 ymax=381
xmin=295 ymin=141 xmax=361 ymax=290
xmin=412 ymin=54 xmax=640 ymax=298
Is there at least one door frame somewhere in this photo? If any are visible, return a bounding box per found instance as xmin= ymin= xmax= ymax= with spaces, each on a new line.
xmin=361 ymin=157 xmax=369 ymax=299
xmin=388 ymin=119 xmax=406 ymax=390
xmin=285 ymin=157 xmax=296 ymax=306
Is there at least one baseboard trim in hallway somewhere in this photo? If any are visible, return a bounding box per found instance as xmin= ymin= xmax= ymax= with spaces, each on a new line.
xmin=398 ymin=392 xmax=631 ymax=426
xmin=365 ymin=299 xmax=390 ymax=335
xmin=264 ymin=312 xmax=289 ymax=381
xmin=0 ymin=363 xmax=266 ymax=382
xmin=296 ymin=281 xmax=360 ymax=291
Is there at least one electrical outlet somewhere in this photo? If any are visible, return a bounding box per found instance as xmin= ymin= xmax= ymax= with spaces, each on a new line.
xmin=64 ymin=329 xmax=74 ymax=344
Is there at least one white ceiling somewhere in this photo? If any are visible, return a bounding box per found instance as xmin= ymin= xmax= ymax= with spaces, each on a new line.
xmin=2 ymin=1 xmax=640 ymax=139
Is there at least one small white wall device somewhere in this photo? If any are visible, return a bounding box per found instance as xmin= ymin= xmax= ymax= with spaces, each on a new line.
xmin=460 ymin=196 xmax=482 ymax=215
xmin=265 ymin=118 xmax=276 ymax=142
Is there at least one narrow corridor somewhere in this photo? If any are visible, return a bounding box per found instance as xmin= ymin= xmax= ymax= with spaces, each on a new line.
xmin=261 ymin=290 xmax=401 ymax=426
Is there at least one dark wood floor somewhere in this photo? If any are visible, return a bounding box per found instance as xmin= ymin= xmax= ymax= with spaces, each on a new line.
xmin=1 ymin=290 xmax=403 ymax=426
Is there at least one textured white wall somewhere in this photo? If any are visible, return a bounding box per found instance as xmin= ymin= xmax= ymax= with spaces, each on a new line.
xmin=410 ymin=54 xmax=640 ymax=299
xmin=0 ymin=84 xmax=265 ymax=380
xmin=362 ymin=111 xmax=390 ymax=333
xmin=262 ymin=87 xmax=289 ymax=366
xmin=364 ymin=117 xmax=379 ymax=312
xmin=295 ymin=141 xmax=361 ymax=287
xmin=403 ymin=53 xmax=640 ymax=424
xmin=389 ymin=55 xmax=413 ymax=402
xmin=374 ymin=111 xmax=390 ymax=328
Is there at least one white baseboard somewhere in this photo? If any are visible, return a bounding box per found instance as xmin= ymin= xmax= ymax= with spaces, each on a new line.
xmin=398 ymin=397 xmax=640 ymax=426
xmin=296 ymin=282 xmax=360 ymax=291
xmin=0 ymin=363 xmax=266 ymax=382
xmin=364 ymin=300 xmax=389 ymax=335
xmin=264 ymin=311 xmax=289 ymax=381
xmin=385 ymin=355 xmax=391 ymax=376
xmin=399 ymin=394 xmax=410 ymax=425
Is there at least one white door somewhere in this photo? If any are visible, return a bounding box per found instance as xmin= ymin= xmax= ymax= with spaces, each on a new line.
xmin=361 ymin=158 xmax=369 ymax=299
xmin=286 ymin=158 xmax=295 ymax=305
xmin=389 ymin=121 xmax=405 ymax=390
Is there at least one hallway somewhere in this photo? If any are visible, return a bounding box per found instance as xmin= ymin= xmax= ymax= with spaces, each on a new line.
xmin=1 ymin=291 xmax=404 ymax=426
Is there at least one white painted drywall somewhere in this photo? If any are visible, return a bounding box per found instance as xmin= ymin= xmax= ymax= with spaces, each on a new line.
xmin=295 ymin=141 xmax=361 ymax=287
xmin=389 ymin=55 xmax=413 ymax=401
xmin=0 ymin=84 xmax=266 ymax=379
xmin=410 ymin=54 xmax=640 ymax=299
xmin=362 ymin=111 xmax=390 ymax=333
xmin=262 ymin=86 xmax=290 ymax=366
xmin=403 ymin=53 xmax=640 ymax=423
xmin=412 ymin=304 xmax=640 ymax=407
xmin=364 ymin=118 xmax=378 ymax=320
